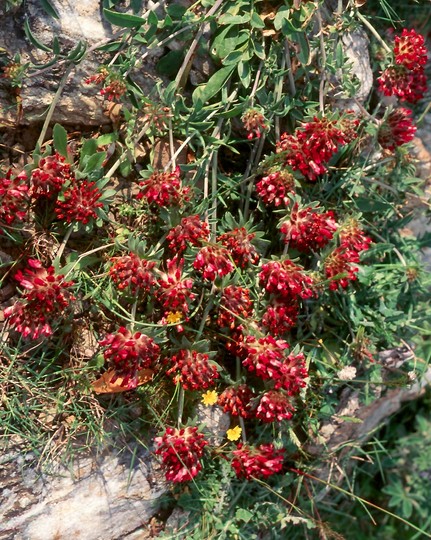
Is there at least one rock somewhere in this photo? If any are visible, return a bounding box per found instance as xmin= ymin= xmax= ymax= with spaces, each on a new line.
xmin=0 ymin=1 xmax=162 ymax=129
xmin=0 ymin=443 xmax=166 ymax=540
xmin=196 ymin=403 xmax=230 ymax=446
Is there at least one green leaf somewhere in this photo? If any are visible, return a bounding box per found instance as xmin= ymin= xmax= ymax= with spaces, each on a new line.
xmin=82 ymin=152 xmax=107 ymax=174
xmin=156 ymin=50 xmax=185 ymax=77
xmin=52 ymin=37 xmax=60 ymax=55
xmin=67 ymin=41 xmax=87 ymax=64
xmin=235 ymin=509 xmax=253 ymax=523
xmin=192 ymin=65 xmax=235 ymax=105
xmin=251 ymin=11 xmax=265 ymax=29
xmin=40 ymin=0 xmax=60 ymax=19
xmin=218 ymin=13 xmax=250 ymax=25
xmin=274 ymin=6 xmax=290 ymax=31
xmin=293 ymin=32 xmax=310 ymax=65
xmin=24 ymin=17 xmax=52 ymax=52
xmin=103 ymin=8 xmax=145 ymax=28
xmin=237 ymin=60 xmax=251 ymax=88
xmin=53 ymin=124 xmax=68 ymax=158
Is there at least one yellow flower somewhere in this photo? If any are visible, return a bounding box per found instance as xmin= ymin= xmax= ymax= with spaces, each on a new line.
xmin=201 ymin=390 xmax=218 ymax=406
xmin=226 ymin=426 xmax=242 ymax=442
xmin=165 ymin=311 xmax=183 ymax=324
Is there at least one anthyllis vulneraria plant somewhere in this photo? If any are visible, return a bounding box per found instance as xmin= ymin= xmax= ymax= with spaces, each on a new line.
xmin=1 ymin=0 xmax=431 ymax=537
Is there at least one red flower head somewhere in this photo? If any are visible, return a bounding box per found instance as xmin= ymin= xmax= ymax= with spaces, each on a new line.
xmin=261 ymin=301 xmax=299 ymax=336
xmin=217 ymin=285 xmax=253 ymax=329
xmin=154 ymin=426 xmax=208 ymax=483
xmin=256 ymin=170 xmax=295 ymax=208
xmin=259 ymin=259 xmax=315 ymax=301
xmin=231 ymin=443 xmax=284 ymax=480
xmin=394 ymin=29 xmax=428 ymax=71
xmin=255 ymin=390 xmax=295 ymax=422
xmin=3 ymin=259 xmax=75 ymax=339
xmin=280 ymin=204 xmax=338 ymax=252
xmin=224 ymin=325 xmax=247 ymax=357
xmin=218 ymin=228 xmax=260 ymax=268
xmin=274 ymin=351 xmax=308 ymax=395
xmin=31 ymin=152 xmax=72 ymax=198
xmin=218 ymin=384 xmax=255 ymax=418
xmin=100 ymin=79 xmax=127 ymax=101
xmin=339 ymin=219 xmax=372 ymax=253
xmin=277 ymin=116 xmax=358 ymax=181
xmin=378 ymin=108 xmax=416 ymax=151
xmin=55 ymin=180 xmax=103 ymax=224
xmin=0 ymin=170 xmax=28 ymax=227
xmin=324 ymin=247 xmax=360 ymax=290
xmin=166 ymin=215 xmax=210 ymax=253
xmin=241 ymin=108 xmax=268 ymax=140
xmin=193 ymin=245 xmax=234 ymax=281
xmin=136 ymin=167 xmax=191 ymax=207
xmin=109 ymin=253 xmax=157 ymax=296
xmin=242 ymin=335 xmax=289 ymax=380
xmin=165 ymin=349 xmax=219 ymax=390
xmin=99 ymin=327 xmax=160 ymax=389
xmin=156 ymin=256 xmax=195 ymax=315
xmin=378 ymin=66 xmax=427 ymax=103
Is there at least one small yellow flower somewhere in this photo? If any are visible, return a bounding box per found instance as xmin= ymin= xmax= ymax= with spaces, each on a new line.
xmin=201 ymin=390 xmax=218 ymax=406
xmin=226 ymin=426 xmax=242 ymax=442
xmin=166 ymin=311 xmax=183 ymax=324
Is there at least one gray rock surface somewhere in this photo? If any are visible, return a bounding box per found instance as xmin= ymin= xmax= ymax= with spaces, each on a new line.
xmin=0 ymin=443 xmax=165 ymax=540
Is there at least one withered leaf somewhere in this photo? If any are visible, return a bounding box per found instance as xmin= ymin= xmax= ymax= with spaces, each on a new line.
xmin=92 ymin=368 xmax=153 ymax=394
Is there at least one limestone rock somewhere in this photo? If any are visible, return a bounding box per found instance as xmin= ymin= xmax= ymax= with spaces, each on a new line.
xmin=0 ymin=444 xmax=166 ymax=540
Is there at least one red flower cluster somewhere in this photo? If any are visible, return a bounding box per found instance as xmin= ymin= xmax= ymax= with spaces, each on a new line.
xmin=256 ymin=170 xmax=295 ymax=207
xmin=55 ymin=180 xmax=103 ymax=224
xmin=325 ymin=248 xmax=359 ymax=290
xmin=241 ymin=108 xmax=268 ymax=139
xmin=136 ymin=167 xmax=191 ymax=207
xmin=231 ymin=443 xmax=284 ymax=480
xmin=379 ymin=29 xmax=428 ymax=104
xmin=218 ymin=384 xmax=255 ymax=418
xmin=156 ymin=257 xmax=195 ymax=315
xmin=273 ymin=351 xmax=308 ymax=395
xmin=259 ymin=259 xmax=314 ymax=301
xmin=166 ymin=215 xmax=210 ymax=253
xmin=100 ymin=79 xmax=127 ymax=101
xmin=99 ymin=327 xmax=160 ymax=389
xmin=378 ymin=66 xmax=427 ymax=103
xmin=242 ymin=335 xmax=289 ymax=380
xmin=154 ymin=426 xmax=208 ymax=483
xmin=193 ymin=245 xmax=234 ymax=281
xmin=394 ymin=29 xmax=427 ymax=71
xmin=165 ymin=349 xmax=219 ymax=390
xmin=261 ymin=301 xmax=299 ymax=336
xmin=4 ymin=259 xmax=75 ymax=339
xmin=0 ymin=170 xmax=28 ymax=227
xmin=339 ymin=219 xmax=372 ymax=253
xmin=217 ymin=285 xmax=253 ymax=329
xmin=255 ymin=390 xmax=294 ymax=422
xmin=31 ymin=153 xmax=71 ymax=198
xmin=218 ymin=228 xmax=259 ymax=267
xmin=378 ymin=108 xmax=416 ymax=150
xmin=109 ymin=253 xmax=157 ymax=296
xmin=280 ymin=204 xmax=337 ymax=252
xmin=277 ymin=116 xmax=358 ymax=181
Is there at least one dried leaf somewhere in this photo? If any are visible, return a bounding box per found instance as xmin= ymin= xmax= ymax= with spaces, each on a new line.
xmin=92 ymin=368 xmax=153 ymax=394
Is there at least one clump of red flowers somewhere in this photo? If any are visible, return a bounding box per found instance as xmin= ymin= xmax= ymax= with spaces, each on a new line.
xmin=378 ymin=108 xmax=417 ymax=150
xmin=217 ymin=285 xmax=253 ymax=329
xmin=55 ymin=180 xmax=103 ymax=224
xmin=243 ymin=335 xmax=289 ymax=380
xmin=241 ymin=108 xmax=268 ymax=139
xmin=218 ymin=384 xmax=255 ymax=418
xmin=218 ymin=228 xmax=260 ymax=267
xmin=31 ymin=153 xmax=72 ymax=198
xmin=259 ymin=259 xmax=315 ymax=301
xmin=166 ymin=215 xmax=210 ymax=253
xmin=156 ymin=256 xmax=195 ymax=316
xmin=393 ymin=29 xmax=427 ymax=71
xmin=256 ymin=170 xmax=295 ymax=207
xmin=3 ymin=259 xmax=75 ymax=339
xmin=193 ymin=245 xmax=234 ymax=281
xmin=277 ymin=116 xmax=358 ymax=181
xmin=378 ymin=28 xmax=428 ymax=104
xmin=231 ymin=443 xmax=284 ymax=480
xmin=85 ymin=67 xmax=126 ymax=101
xmin=0 ymin=169 xmax=29 ymax=227
xmin=154 ymin=426 xmax=208 ymax=482
xmin=165 ymin=349 xmax=219 ymax=390
xmin=280 ymin=204 xmax=338 ymax=252
xmin=261 ymin=301 xmax=299 ymax=336
xmin=109 ymin=253 xmax=157 ymax=296
xmin=99 ymin=327 xmax=160 ymax=389
xmin=137 ymin=167 xmax=191 ymax=207
xmin=255 ymin=390 xmax=294 ymax=422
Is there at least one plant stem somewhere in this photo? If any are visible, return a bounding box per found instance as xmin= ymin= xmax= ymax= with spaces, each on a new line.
xmin=36 ymin=63 xmax=74 ymax=149
xmin=356 ymin=11 xmax=391 ymax=53
xmin=54 ymin=224 xmax=74 ymax=262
